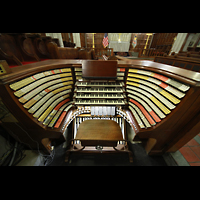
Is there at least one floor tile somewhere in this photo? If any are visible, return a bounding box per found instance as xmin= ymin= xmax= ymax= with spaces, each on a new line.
xmin=48 ymin=143 xmax=167 ymax=166
xmin=186 ymin=138 xmax=199 ymax=146
xmin=179 ymin=147 xmax=200 ymax=162
xmin=194 ymin=135 xmax=200 ymax=145
xmin=189 ymin=162 xmax=200 ymax=166
xmin=170 ymin=151 xmax=190 ymax=166
xmin=190 ymin=146 xmax=200 ymax=159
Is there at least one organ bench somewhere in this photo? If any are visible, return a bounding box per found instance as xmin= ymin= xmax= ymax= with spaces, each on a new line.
xmin=0 ymin=59 xmax=200 ymax=159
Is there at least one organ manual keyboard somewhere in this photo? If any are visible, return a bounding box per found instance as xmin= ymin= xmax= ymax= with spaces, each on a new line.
xmin=1 ymin=59 xmax=200 ymax=160
xmin=68 ymin=60 xmax=132 ymax=160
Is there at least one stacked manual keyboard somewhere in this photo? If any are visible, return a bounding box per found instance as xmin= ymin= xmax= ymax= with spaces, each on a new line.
xmin=74 ymin=80 xmax=127 ymax=116
xmin=74 ymin=80 xmax=127 ymax=106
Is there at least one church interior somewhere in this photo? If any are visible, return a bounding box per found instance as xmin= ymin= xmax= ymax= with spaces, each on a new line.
xmin=1 ymin=32 xmax=200 ymax=166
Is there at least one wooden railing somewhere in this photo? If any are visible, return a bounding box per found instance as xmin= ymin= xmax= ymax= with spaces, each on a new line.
xmin=178 ymin=51 xmax=200 ymax=59
xmin=138 ymin=48 xmax=165 ymax=57
xmin=154 ymin=55 xmax=200 ymax=72
xmin=85 ymin=48 xmax=113 ymax=57
xmin=138 ymin=45 xmax=172 ymax=58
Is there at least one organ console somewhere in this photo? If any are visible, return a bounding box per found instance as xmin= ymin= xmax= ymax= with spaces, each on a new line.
xmin=1 ymin=58 xmax=200 ymax=161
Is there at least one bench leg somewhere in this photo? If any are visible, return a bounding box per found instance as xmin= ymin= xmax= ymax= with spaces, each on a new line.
xmin=128 ymin=151 xmax=133 ymax=163
xmin=65 ymin=151 xmax=70 ymax=162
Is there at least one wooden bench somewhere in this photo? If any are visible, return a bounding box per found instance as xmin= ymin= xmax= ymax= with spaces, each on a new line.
xmin=65 ymin=119 xmax=133 ymax=162
xmin=154 ymin=55 xmax=200 ymax=72
xmin=47 ymin=42 xmax=97 ymax=59
xmin=0 ymin=33 xmax=38 ymax=66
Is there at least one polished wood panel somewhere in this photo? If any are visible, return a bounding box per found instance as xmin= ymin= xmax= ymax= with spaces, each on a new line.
xmin=75 ymin=119 xmax=123 ymax=146
xmin=82 ymin=60 xmax=117 ymax=78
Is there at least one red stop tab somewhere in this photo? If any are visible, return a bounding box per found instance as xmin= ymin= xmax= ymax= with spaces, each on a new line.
xmin=153 ymin=73 xmax=169 ymax=82
xmin=159 ymin=82 xmax=168 ymax=89
xmin=54 ymin=99 xmax=70 ymax=111
xmin=54 ymin=111 xmax=67 ymax=128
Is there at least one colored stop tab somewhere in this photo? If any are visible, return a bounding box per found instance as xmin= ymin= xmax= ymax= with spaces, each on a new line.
xmin=130 ymin=99 xmax=156 ymax=125
xmin=153 ymin=73 xmax=169 ymax=82
xmin=159 ymin=82 xmax=168 ymax=89
xmin=54 ymin=111 xmax=67 ymax=128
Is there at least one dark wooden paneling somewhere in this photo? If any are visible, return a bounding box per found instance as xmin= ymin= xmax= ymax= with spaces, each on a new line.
xmin=80 ymin=33 xmax=86 ymax=48
xmin=86 ymin=33 xmax=104 ymax=49
xmin=82 ymin=60 xmax=117 ymax=78
xmin=151 ymin=33 xmax=177 ymax=48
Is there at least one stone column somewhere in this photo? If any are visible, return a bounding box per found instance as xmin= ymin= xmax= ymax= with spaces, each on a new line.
xmin=169 ymin=33 xmax=188 ymax=55
xmin=72 ymin=33 xmax=81 ymax=48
